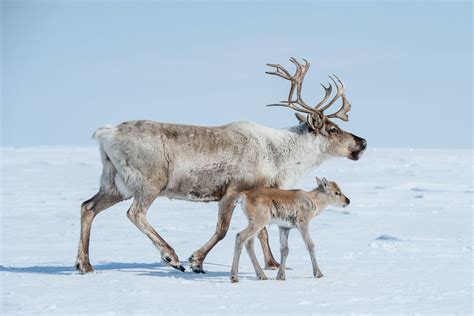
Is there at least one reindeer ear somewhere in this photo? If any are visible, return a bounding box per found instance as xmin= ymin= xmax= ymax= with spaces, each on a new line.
xmin=316 ymin=117 xmax=329 ymax=136
xmin=294 ymin=113 xmax=307 ymax=124
xmin=316 ymin=177 xmax=322 ymax=187
xmin=307 ymin=113 xmax=328 ymax=134
xmin=307 ymin=115 xmax=317 ymax=131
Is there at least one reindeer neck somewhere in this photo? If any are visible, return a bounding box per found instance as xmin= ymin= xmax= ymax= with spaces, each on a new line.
xmin=273 ymin=124 xmax=329 ymax=188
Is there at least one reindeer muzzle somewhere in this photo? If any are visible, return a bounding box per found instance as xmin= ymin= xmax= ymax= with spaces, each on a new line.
xmin=349 ymin=135 xmax=367 ymax=160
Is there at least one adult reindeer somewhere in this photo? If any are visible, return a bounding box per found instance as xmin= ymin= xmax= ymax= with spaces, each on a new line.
xmin=76 ymin=58 xmax=366 ymax=274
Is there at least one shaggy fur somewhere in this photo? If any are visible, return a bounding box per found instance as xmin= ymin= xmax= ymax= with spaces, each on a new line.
xmin=76 ymin=119 xmax=366 ymax=274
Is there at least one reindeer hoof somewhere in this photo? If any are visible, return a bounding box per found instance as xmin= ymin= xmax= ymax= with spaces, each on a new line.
xmin=75 ymin=261 xmax=94 ymax=274
xmin=314 ymin=269 xmax=324 ymax=278
xmin=257 ymin=275 xmax=268 ymax=280
xmin=230 ymin=276 xmax=239 ymax=283
xmin=188 ymin=254 xmax=206 ymax=273
xmin=276 ymin=272 xmax=286 ymax=280
xmin=191 ymin=266 xmax=206 ymax=274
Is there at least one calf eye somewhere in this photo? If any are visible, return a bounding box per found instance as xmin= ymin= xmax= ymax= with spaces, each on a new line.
xmin=335 ymin=192 xmax=341 ymax=196
xmin=329 ymin=127 xmax=338 ymax=135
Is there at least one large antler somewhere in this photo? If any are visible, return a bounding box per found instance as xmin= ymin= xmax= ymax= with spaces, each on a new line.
xmin=319 ymin=75 xmax=351 ymax=121
xmin=265 ymin=58 xmax=316 ymax=115
xmin=266 ymin=58 xmax=351 ymax=127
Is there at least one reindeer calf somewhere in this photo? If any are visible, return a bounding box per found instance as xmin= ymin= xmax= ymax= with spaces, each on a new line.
xmin=230 ymin=177 xmax=350 ymax=283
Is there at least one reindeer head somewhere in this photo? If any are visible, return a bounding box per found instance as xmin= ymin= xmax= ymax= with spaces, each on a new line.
xmin=266 ymin=58 xmax=367 ymax=161
xmin=315 ymin=177 xmax=350 ymax=208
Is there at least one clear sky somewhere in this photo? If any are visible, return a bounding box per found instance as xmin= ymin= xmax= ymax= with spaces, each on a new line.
xmin=1 ymin=1 xmax=472 ymax=148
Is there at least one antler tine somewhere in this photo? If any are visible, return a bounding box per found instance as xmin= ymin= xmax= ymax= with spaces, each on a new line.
xmin=289 ymin=57 xmax=310 ymax=82
xmin=314 ymin=82 xmax=333 ymax=109
xmin=326 ymin=94 xmax=351 ymax=121
xmin=265 ymin=63 xmax=292 ymax=80
xmin=318 ymin=75 xmax=344 ymax=112
xmin=266 ymin=62 xmax=296 ymax=102
xmin=266 ymin=102 xmax=314 ymax=114
xmin=289 ymin=57 xmax=309 ymax=69
xmin=289 ymin=57 xmax=302 ymax=71
xmin=326 ymin=75 xmax=351 ymax=121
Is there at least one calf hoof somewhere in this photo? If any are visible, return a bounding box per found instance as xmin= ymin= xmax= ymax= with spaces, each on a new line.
xmin=257 ymin=274 xmax=268 ymax=280
xmin=230 ymin=275 xmax=239 ymax=283
xmin=75 ymin=261 xmax=94 ymax=274
xmin=188 ymin=255 xmax=206 ymax=274
xmin=315 ymin=271 xmax=324 ymax=278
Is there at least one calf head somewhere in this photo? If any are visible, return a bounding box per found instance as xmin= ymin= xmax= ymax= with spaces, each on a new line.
xmin=316 ymin=177 xmax=350 ymax=208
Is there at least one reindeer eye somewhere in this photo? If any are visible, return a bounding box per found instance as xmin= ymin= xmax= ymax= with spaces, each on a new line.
xmin=329 ymin=127 xmax=338 ymax=135
xmin=335 ymin=192 xmax=341 ymax=196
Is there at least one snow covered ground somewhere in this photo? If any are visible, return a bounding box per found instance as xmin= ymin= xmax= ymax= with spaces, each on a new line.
xmin=0 ymin=147 xmax=472 ymax=314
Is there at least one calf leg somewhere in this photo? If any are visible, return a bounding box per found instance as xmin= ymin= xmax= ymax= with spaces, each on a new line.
xmin=189 ymin=191 xmax=238 ymax=273
xmin=76 ymin=191 xmax=124 ymax=273
xmin=258 ymin=227 xmax=280 ymax=270
xmin=276 ymin=227 xmax=290 ymax=280
xmin=230 ymin=225 xmax=260 ymax=283
xmin=298 ymin=224 xmax=323 ymax=278
xmin=127 ymin=196 xmax=185 ymax=272
xmin=245 ymin=237 xmax=267 ymax=280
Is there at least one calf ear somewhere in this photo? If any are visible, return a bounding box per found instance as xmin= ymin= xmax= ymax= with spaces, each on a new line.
xmin=322 ymin=178 xmax=330 ymax=190
xmin=316 ymin=177 xmax=323 ymax=187
xmin=294 ymin=113 xmax=306 ymax=124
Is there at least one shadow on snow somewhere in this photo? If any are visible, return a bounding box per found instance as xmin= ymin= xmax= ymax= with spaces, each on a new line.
xmin=0 ymin=262 xmax=230 ymax=279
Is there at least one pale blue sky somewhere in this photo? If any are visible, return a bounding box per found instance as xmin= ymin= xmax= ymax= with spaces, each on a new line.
xmin=1 ymin=1 xmax=472 ymax=148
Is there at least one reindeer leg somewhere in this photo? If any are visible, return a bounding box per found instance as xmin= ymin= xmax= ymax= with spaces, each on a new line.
xmin=76 ymin=191 xmax=124 ymax=274
xmin=127 ymin=195 xmax=185 ymax=272
xmin=258 ymin=227 xmax=280 ymax=269
xmin=189 ymin=191 xmax=238 ymax=273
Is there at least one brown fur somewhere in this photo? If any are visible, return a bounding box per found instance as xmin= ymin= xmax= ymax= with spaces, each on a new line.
xmin=230 ymin=178 xmax=349 ymax=282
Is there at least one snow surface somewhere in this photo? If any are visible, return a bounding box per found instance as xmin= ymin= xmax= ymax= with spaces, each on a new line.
xmin=1 ymin=147 xmax=472 ymax=314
